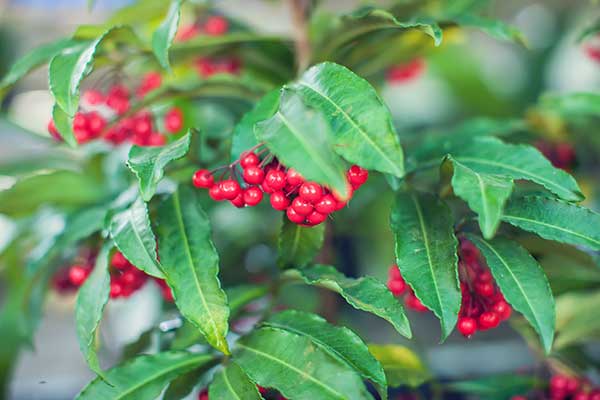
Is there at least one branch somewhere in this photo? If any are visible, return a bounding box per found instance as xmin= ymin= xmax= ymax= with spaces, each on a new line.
xmin=289 ymin=0 xmax=312 ymax=74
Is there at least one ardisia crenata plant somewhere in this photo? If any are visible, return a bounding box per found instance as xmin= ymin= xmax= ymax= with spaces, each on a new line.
xmin=1 ymin=1 xmax=600 ymax=399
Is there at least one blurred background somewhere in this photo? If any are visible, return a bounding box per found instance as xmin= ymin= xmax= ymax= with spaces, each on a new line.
xmin=1 ymin=0 xmax=599 ymax=399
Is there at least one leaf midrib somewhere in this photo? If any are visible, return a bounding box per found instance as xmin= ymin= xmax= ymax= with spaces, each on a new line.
xmin=117 ymin=205 xmax=161 ymax=277
xmin=222 ymin=367 xmax=243 ymax=400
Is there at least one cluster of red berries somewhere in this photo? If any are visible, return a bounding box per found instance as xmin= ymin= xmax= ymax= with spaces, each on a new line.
xmin=535 ymin=141 xmax=577 ymax=171
xmin=175 ymin=15 xmax=241 ymax=79
xmin=512 ymin=374 xmax=600 ymax=400
xmin=387 ymin=264 xmax=428 ymax=312
xmin=192 ymin=149 xmax=368 ymax=226
xmin=386 ymin=58 xmax=426 ymax=84
xmin=53 ymin=250 xmax=173 ymax=301
xmin=456 ymin=239 xmax=512 ymax=337
xmin=198 ymin=386 xmax=287 ymax=400
xmin=48 ymin=72 xmax=184 ymax=146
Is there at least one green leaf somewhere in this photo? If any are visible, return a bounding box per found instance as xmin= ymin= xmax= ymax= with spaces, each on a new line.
xmin=156 ymin=186 xmax=230 ymax=354
xmin=447 ymin=374 xmax=538 ymax=400
xmin=127 ymin=132 xmax=191 ymax=202
xmin=449 ymin=137 xmax=583 ymax=202
xmin=164 ymin=363 xmax=217 ymax=400
xmin=264 ymin=310 xmax=387 ymax=398
xmin=390 ymin=191 xmax=461 ymax=340
xmin=51 ymin=104 xmax=77 ymax=147
xmin=235 ymin=327 xmax=372 ymax=400
xmin=209 ymin=362 xmax=263 ymax=400
xmin=554 ymin=291 xmax=600 ymax=349
xmin=502 ymin=196 xmax=600 ymax=251
xmin=49 ymin=26 xmax=138 ymax=116
xmin=151 ymin=0 xmax=182 ymax=70
xmin=538 ymin=92 xmax=600 ymax=119
xmin=0 ymin=38 xmax=79 ymax=99
xmin=109 ymin=197 xmax=163 ymax=278
xmin=278 ymin=217 xmax=325 ymax=268
xmin=75 ymin=242 xmax=112 ymax=377
xmin=255 ymin=89 xmax=349 ymax=198
xmin=452 ymin=14 xmax=526 ymax=45
xmin=466 ymin=234 xmax=555 ymax=353
xmin=76 ymin=351 xmax=214 ymax=400
xmin=367 ymin=344 xmax=430 ymax=388
xmin=447 ymin=157 xmax=514 ymax=239
xmin=230 ymin=88 xmax=280 ymax=162
xmin=289 ymin=62 xmax=405 ymax=177
xmin=288 ymin=264 xmax=412 ymax=338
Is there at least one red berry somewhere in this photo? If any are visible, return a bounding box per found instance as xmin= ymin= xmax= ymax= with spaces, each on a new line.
xmin=573 ymin=392 xmax=590 ymax=400
xmin=387 ymin=279 xmax=406 ymax=296
xmin=203 ymin=16 xmax=229 ymax=36
xmin=243 ymin=187 xmax=263 ymax=206
xmin=386 ymin=58 xmax=425 ymax=83
xmin=475 ymin=281 xmax=495 ymax=297
xmin=478 ymin=311 xmax=500 ymax=330
xmin=110 ymin=281 xmax=123 ymax=298
xmin=314 ymin=194 xmax=336 ymax=214
xmin=209 ymin=184 xmax=224 ymax=201
xmin=133 ymin=113 xmax=153 ymax=137
xmin=219 ymin=179 xmax=241 ymax=200
xmin=265 ymin=170 xmax=286 ymax=190
xmin=388 ymin=264 xmax=402 ymax=281
xmin=306 ymin=210 xmax=327 ymax=225
xmin=589 ymin=390 xmax=600 ymax=400
xmin=286 ymin=168 xmax=304 ymax=186
xmin=112 ymin=252 xmax=130 ymax=269
xmin=73 ymin=112 xmax=87 ymax=132
xmin=270 ymin=191 xmax=290 ymax=211
xmin=550 ymin=375 xmax=569 ymax=393
xmin=198 ymin=389 xmax=209 ymax=400
xmin=147 ymin=133 xmax=166 ymax=146
xmin=261 ymin=179 xmax=274 ymax=193
xmin=477 ymin=270 xmax=493 ymax=282
xmin=492 ymin=300 xmax=512 ymax=321
xmin=243 ymin=166 xmax=265 ymax=185
xmin=298 ymin=182 xmax=323 ymax=203
xmin=286 ymin=207 xmax=305 ymax=224
xmin=87 ymin=112 xmax=106 ymax=136
xmin=47 ymin=119 xmax=62 ymax=141
xmin=458 ymin=317 xmax=477 ymax=337
xmin=195 ymin=58 xmax=217 ymax=78
xmin=230 ymin=194 xmax=245 ymax=208
xmin=68 ymin=265 xmax=90 ymax=286
xmin=165 ymin=107 xmax=183 ymax=133
xmin=347 ymin=165 xmax=369 ymax=188
xmin=291 ymin=197 xmax=313 ymax=215
xmin=405 ymin=292 xmax=428 ymax=312
xmin=566 ymin=377 xmax=581 ymax=393
xmin=193 ymin=169 xmax=214 ymax=188
xmin=176 ymin=24 xmax=201 ymax=42
xmin=136 ymin=72 xmax=162 ymax=97
xmin=240 ymin=152 xmax=260 ymax=168
xmin=83 ymin=89 xmax=104 ymax=105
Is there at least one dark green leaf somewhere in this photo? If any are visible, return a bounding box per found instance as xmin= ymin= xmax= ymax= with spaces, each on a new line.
xmin=109 ymin=197 xmax=163 ymax=278
xmin=452 ymin=14 xmax=525 ymax=45
xmin=502 ymin=196 xmax=600 ymax=251
xmin=76 ymin=351 xmax=214 ymax=399
xmin=255 ymin=89 xmax=349 ymax=198
xmin=289 ymin=62 xmax=405 ymax=177
xmin=51 ymin=104 xmax=77 ymax=147
xmin=447 ymin=157 xmax=514 ymax=239
xmin=278 ymin=218 xmax=325 ymax=268
xmin=264 ymin=310 xmax=387 ymax=398
xmin=156 ymin=186 xmax=230 ymax=354
xmin=75 ymin=242 xmax=112 ymax=376
xmin=163 ymin=363 xmax=217 ymax=400
xmin=127 ymin=132 xmax=191 ymax=202
xmin=390 ymin=191 xmax=460 ymax=339
xmin=151 ymin=0 xmax=181 ymax=70
xmin=368 ymin=344 xmax=430 ymax=388
xmin=230 ymin=89 xmax=280 ymax=162
xmin=209 ymin=362 xmax=263 ymax=400
xmin=235 ymin=327 xmax=372 ymax=400
xmin=447 ymin=374 xmax=537 ymax=400
xmin=466 ymin=234 xmax=555 ymax=353
xmin=288 ymin=264 xmax=412 ymax=338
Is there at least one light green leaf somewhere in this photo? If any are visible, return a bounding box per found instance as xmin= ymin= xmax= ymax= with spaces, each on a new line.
xmin=127 ymin=132 xmax=191 ymax=202
xmin=209 ymin=362 xmax=263 ymax=400
xmin=368 ymin=344 xmax=430 ymax=388
xmin=230 ymin=88 xmax=280 ymax=162
xmin=288 ymin=264 xmax=412 ymax=338
xmin=264 ymin=310 xmax=387 ymax=398
xmin=539 ymin=92 xmax=600 ymax=119
xmin=151 ymin=0 xmax=182 ymax=70
xmin=109 ymin=197 xmax=163 ymax=278
xmin=554 ymin=291 xmax=600 ymax=349
xmin=255 ymin=89 xmax=349 ymax=198
xmin=278 ymin=217 xmax=325 ymax=268
xmin=466 ymin=234 xmax=555 ymax=353
xmin=235 ymin=327 xmax=372 ymax=400
xmin=390 ymin=191 xmax=460 ymax=339
xmin=0 ymin=38 xmax=79 ymax=99
xmin=449 ymin=137 xmax=583 ymax=202
xmin=52 ymin=104 xmax=77 ymax=147
xmin=290 ymin=62 xmax=405 ymax=177
xmin=76 ymin=351 xmax=214 ymax=399
xmin=75 ymin=242 xmax=112 ymax=376
xmin=447 ymin=157 xmax=514 ymax=239
xmin=156 ymin=186 xmax=230 ymax=354
xmin=502 ymin=196 xmax=600 ymax=251
xmin=452 ymin=14 xmax=526 ymax=45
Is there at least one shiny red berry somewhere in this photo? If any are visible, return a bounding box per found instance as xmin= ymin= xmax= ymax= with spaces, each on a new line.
xmin=388 ymin=264 xmax=402 ymax=281
xmin=347 ymin=165 xmax=369 ymax=188
xmin=230 ymin=194 xmax=245 ymax=208
xmin=72 ymin=113 xmax=88 ymax=132
xmin=110 ymin=281 xmax=123 ymax=298
xmin=492 ymin=300 xmax=512 ymax=321
xmin=243 ymin=187 xmax=263 ymax=206
xmin=565 ymin=377 xmax=581 ymax=393
xmin=387 ymin=279 xmax=406 ymax=296
xmin=198 ymin=389 xmax=209 ymax=400
xmin=147 ymin=133 xmax=166 ymax=146
xmin=87 ymin=112 xmax=106 ymax=136
xmin=405 ymin=292 xmax=428 ymax=312
xmin=220 ymin=179 xmax=241 ymax=200
xmin=243 ymin=166 xmax=264 ymax=185
xmin=68 ymin=265 xmax=89 ymax=286
xmin=286 ymin=168 xmax=304 ymax=186
xmin=475 ymin=281 xmax=495 ymax=297
xmin=165 ymin=107 xmax=183 ymax=133
xmin=573 ymin=391 xmax=590 ymax=400
xmin=306 ymin=210 xmax=327 ymax=225
xmin=209 ymin=184 xmax=224 ymax=201
xmin=457 ymin=317 xmax=477 ymax=337
xmin=270 ymin=191 xmax=290 ymax=211
xmin=478 ymin=311 xmax=500 ymax=330
xmin=265 ymin=169 xmax=286 ymax=190
xmin=298 ymin=182 xmax=323 ymax=203
xmin=112 ymin=252 xmax=130 ymax=269
xmin=83 ymin=89 xmax=105 ymax=105
xmin=291 ymin=197 xmax=313 ymax=215
xmin=286 ymin=206 xmax=305 ymax=224
xmin=550 ymin=375 xmax=569 ymax=393
xmin=314 ymin=194 xmax=336 ymax=214
xmin=203 ymin=16 xmax=229 ymax=36
xmin=193 ymin=169 xmax=214 ymax=188
xmin=133 ymin=113 xmax=153 ymax=137
xmin=240 ymin=151 xmax=260 ymax=168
